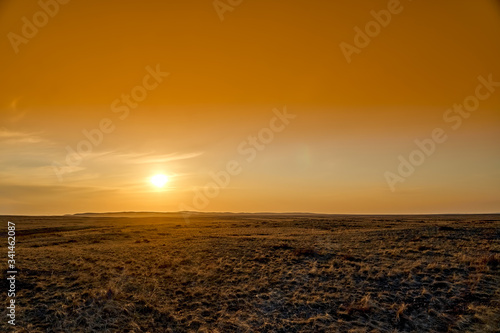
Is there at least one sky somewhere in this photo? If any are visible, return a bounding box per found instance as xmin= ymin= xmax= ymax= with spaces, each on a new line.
xmin=1 ymin=0 xmax=499 ymax=215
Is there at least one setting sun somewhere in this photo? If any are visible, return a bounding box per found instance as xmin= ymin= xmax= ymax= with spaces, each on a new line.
xmin=150 ymin=174 xmax=169 ymax=188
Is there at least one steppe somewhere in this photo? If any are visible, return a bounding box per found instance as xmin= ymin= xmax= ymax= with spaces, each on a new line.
xmin=1 ymin=213 xmax=499 ymax=332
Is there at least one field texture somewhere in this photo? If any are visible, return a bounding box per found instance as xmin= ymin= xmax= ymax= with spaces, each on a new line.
xmin=1 ymin=213 xmax=499 ymax=332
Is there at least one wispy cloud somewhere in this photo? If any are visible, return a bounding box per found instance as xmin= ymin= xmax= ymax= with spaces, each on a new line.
xmin=0 ymin=183 xmax=116 ymax=196
xmin=92 ymin=150 xmax=204 ymax=164
xmin=129 ymin=152 xmax=203 ymax=164
xmin=0 ymin=128 xmax=48 ymax=144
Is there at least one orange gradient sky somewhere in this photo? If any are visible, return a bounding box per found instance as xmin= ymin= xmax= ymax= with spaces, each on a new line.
xmin=1 ymin=0 xmax=499 ymax=214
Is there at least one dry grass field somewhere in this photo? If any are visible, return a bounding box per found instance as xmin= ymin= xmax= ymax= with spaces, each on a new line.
xmin=1 ymin=213 xmax=499 ymax=332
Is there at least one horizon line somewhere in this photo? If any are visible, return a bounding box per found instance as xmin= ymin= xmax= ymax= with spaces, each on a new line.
xmin=1 ymin=211 xmax=500 ymax=217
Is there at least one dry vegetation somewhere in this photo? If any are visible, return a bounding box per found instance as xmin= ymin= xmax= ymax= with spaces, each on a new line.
xmin=1 ymin=213 xmax=499 ymax=332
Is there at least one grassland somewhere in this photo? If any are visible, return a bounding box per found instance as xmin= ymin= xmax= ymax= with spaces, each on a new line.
xmin=1 ymin=213 xmax=499 ymax=332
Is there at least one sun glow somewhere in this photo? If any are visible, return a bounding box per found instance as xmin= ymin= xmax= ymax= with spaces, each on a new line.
xmin=150 ymin=174 xmax=169 ymax=188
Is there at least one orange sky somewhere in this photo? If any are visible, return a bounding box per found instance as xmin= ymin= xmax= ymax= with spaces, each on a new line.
xmin=1 ymin=0 xmax=499 ymax=214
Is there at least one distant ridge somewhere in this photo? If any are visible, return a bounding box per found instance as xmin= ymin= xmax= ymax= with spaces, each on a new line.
xmin=66 ymin=212 xmax=500 ymax=218
xmin=69 ymin=211 xmax=329 ymax=218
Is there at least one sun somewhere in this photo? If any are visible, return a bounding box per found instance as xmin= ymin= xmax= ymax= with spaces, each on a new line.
xmin=150 ymin=174 xmax=169 ymax=188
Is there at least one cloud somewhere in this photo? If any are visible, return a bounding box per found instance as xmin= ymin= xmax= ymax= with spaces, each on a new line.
xmin=0 ymin=184 xmax=120 ymax=210
xmin=92 ymin=150 xmax=204 ymax=164
xmin=0 ymin=128 xmax=48 ymax=144
xmin=130 ymin=151 xmax=203 ymax=164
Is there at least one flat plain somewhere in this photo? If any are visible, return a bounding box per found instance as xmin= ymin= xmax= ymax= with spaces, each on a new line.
xmin=1 ymin=213 xmax=499 ymax=332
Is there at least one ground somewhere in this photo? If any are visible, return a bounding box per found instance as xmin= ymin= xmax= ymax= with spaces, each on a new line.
xmin=1 ymin=213 xmax=499 ymax=332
